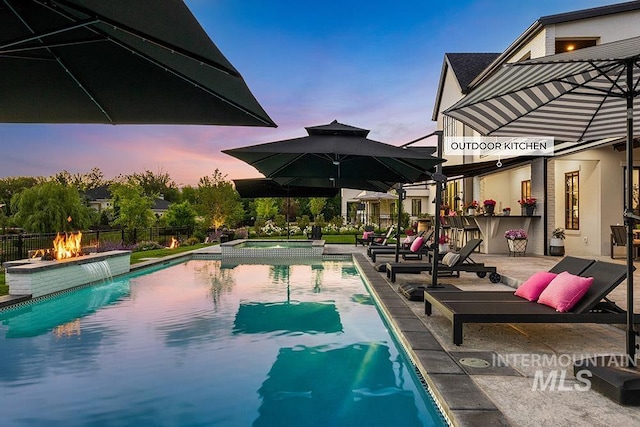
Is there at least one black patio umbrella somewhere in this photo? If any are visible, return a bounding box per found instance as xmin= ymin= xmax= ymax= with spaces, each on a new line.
xmin=233 ymin=178 xmax=341 ymax=199
xmin=233 ymin=178 xmax=341 ymax=238
xmin=254 ymin=343 xmax=423 ymax=426
xmin=223 ymin=120 xmax=445 ymax=260
xmin=0 ymin=0 xmax=275 ymax=126
xmin=223 ymin=120 xmax=443 ymax=183
xmin=444 ymin=35 xmax=640 ymax=400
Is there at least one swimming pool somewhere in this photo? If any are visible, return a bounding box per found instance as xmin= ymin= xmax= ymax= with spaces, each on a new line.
xmin=0 ymin=258 xmax=446 ymax=426
xmin=220 ymin=239 xmax=324 ymax=258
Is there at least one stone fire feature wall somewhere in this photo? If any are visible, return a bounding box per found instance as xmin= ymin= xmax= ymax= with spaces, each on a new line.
xmin=4 ymin=250 xmax=131 ymax=298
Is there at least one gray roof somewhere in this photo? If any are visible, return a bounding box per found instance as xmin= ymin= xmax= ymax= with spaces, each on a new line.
xmin=153 ymin=198 xmax=171 ymax=210
xmin=84 ymin=185 xmax=111 ymax=200
xmin=539 ymin=0 xmax=640 ymax=25
xmin=445 ymin=53 xmax=501 ymax=93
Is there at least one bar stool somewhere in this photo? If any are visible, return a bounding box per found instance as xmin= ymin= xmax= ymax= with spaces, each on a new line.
xmin=449 ymin=216 xmax=464 ymax=251
xmin=461 ymin=216 xmax=481 ymax=251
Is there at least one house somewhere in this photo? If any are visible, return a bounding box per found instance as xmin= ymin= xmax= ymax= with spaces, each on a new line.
xmin=84 ymin=186 xmax=171 ymax=217
xmin=431 ymin=0 xmax=640 ymax=256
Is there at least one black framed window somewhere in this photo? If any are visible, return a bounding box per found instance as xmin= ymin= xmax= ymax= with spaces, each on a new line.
xmin=565 ymin=171 xmax=579 ymax=230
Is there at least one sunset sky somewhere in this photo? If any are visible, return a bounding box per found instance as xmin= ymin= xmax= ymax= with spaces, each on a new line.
xmin=0 ymin=0 xmax=620 ymax=186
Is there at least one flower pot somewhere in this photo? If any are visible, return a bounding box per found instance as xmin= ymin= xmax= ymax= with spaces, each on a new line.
xmin=549 ymin=237 xmax=565 ymax=256
xmin=439 ymin=243 xmax=449 ymax=253
xmin=503 ymin=209 xmax=510 ymax=216
xmin=506 ymin=238 xmax=527 ymax=256
xmin=467 ymin=208 xmax=476 ymax=216
xmin=524 ymin=206 xmax=535 ymax=216
xmin=484 ymin=205 xmax=495 ymax=215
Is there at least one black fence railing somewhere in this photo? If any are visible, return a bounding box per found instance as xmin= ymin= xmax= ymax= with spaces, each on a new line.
xmin=0 ymin=227 xmax=192 ymax=264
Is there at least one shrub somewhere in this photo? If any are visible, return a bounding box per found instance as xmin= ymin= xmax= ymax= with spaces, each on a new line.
xmin=133 ymin=241 xmax=165 ymax=251
xmin=183 ymin=237 xmax=200 ymax=246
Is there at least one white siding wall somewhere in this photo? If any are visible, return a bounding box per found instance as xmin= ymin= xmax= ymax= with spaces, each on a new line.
xmin=554 ymin=12 xmax=640 ymax=43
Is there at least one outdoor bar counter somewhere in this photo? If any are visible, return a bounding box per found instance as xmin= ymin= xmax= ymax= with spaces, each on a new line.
xmin=471 ymin=215 xmax=541 ymax=254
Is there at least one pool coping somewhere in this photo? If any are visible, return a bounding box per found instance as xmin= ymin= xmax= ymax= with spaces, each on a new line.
xmin=351 ymin=253 xmax=510 ymax=427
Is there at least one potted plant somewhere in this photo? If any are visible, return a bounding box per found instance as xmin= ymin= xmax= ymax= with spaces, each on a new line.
xmin=438 ymin=234 xmax=450 ymax=253
xmin=518 ymin=198 xmax=537 ymax=216
xmin=483 ymin=199 xmax=497 ymax=215
xmin=550 ymin=227 xmax=566 ymax=256
xmin=504 ymin=228 xmax=528 ymax=256
xmin=464 ymin=200 xmax=479 ymax=216
xmin=503 ymin=207 xmax=511 ymax=216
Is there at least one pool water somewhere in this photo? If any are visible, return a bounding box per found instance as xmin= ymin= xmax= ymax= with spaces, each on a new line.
xmin=0 ymin=259 xmax=446 ymax=427
xmin=233 ymin=240 xmax=313 ymax=249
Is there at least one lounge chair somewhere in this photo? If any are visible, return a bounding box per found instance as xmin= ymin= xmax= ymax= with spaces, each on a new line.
xmin=610 ymin=225 xmax=640 ymax=259
xmin=419 ymin=256 xmax=595 ymax=303
xmin=424 ymin=259 xmax=630 ymax=345
xmin=355 ymin=225 xmax=375 ymax=246
xmin=307 ymin=225 xmax=322 ymax=240
xmin=369 ymin=230 xmax=433 ymax=263
xmin=385 ymin=239 xmax=500 ymax=283
xmin=356 ymin=225 xmax=395 ymax=247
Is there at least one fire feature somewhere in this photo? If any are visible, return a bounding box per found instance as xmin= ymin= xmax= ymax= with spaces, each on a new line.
xmin=53 ymin=231 xmax=83 ymax=259
xmin=169 ymin=237 xmax=179 ymax=249
xmin=31 ymin=231 xmax=85 ymax=261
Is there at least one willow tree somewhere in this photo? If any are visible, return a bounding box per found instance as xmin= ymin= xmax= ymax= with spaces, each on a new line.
xmin=11 ymin=181 xmax=92 ymax=233
xmin=197 ymin=170 xmax=243 ymax=230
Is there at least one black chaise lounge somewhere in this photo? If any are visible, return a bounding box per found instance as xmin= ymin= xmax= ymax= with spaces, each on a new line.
xmin=419 ymin=256 xmax=595 ymax=303
xmin=385 ymin=239 xmax=500 ymax=283
xmin=368 ymin=230 xmax=433 ymax=262
xmin=424 ymin=258 xmax=630 ymax=345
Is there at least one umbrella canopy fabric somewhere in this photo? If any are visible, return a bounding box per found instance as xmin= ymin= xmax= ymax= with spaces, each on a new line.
xmin=0 ymin=0 xmax=275 ymax=126
xmin=222 ymin=120 xmax=444 ymax=184
xmin=354 ymin=191 xmax=398 ymax=201
xmin=444 ymin=36 xmax=640 ymax=142
xmin=444 ymin=36 xmax=640 ymax=365
xmin=233 ymin=178 xmax=340 ymax=199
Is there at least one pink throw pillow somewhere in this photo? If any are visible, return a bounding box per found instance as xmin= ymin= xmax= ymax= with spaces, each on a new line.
xmin=537 ymin=271 xmax=594 ymax=312
xmin=514 ymin=271 xmax=558 ymax=301
xmin=410 ymin=237 xmax=425 ymax=252
xmin=362 ymin=231 xmax=373 ymax=239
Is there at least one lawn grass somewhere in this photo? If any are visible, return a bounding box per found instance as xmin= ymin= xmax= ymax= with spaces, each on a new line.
xmin=129 ymin=243 xmax=212 ymax=264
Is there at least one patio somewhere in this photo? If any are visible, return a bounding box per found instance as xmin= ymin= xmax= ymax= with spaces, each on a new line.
xmin=326 ymin=244 xmax=640 ymax=426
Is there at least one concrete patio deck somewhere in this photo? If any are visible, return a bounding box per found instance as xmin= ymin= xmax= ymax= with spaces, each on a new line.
xmin=332 ymin=244 xmax=640 ymax=427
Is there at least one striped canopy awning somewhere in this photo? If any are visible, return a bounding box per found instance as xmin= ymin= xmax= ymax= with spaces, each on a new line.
xmin=445 ymin=36 xmax=640 ymax=364
xmin=444 ymin=35 xmax=640 ymax=143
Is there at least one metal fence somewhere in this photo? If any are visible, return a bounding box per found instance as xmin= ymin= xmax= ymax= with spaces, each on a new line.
xmin=0 ymin=227 xmax=192 ymax=264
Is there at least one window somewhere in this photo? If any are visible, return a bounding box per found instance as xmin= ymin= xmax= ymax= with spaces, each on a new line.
xmin=521 ymin=180 xmax=531 ymax=201
xmin=555 ymin=38 xmax=597 ymax=54
xmin=411 ymin=199 xmax=421 ymax=216
xmin=565 ymin=171 xmax=579 ymax=230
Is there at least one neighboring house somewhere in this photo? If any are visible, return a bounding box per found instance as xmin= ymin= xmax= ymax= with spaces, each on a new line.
xmin=431 ymin=0 xmax=640 ymax=256
xmin=340 ymin=145 xmax=436 ymax=229
xmin=84 ymin=185 xmax=171 ymax=217
xmin=84 ymin=186 xmax=112 ymax=212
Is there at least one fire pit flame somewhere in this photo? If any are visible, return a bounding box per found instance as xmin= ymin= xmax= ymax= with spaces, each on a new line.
xmin=53 ymin=231 xmax=83 ymax=260
xmin=169 ymin=236 xmax=179 ymax=249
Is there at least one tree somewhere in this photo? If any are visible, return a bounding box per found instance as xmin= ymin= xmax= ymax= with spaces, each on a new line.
xmin=109 ymin=182 xmax=155 ymax=229
xmin=196 ymin=170 xmax=244 ymax=230
xmin=0 ymin=176 xmax=41 ymax=216
xmin=255 ymin=198 xmax=278 ymax=220
xmin=11 ymin=181 xmax=93 ymax=233
xmin=128 ymin=169 xmax=181 ymax=202
xmin=181 ymin=185 xmax=199 ymax=205
xmin=309 ymin=197 xmax=327 ymax=222
xmin=50 ymin=168 xmax=106 ymax=192
xmin=164 ymin=201 xmax=197 ymax=228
